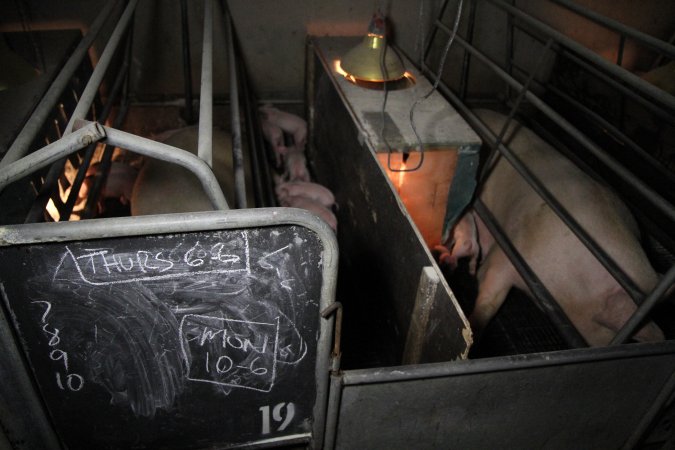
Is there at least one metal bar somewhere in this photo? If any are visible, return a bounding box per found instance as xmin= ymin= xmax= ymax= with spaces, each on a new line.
xmin=422 ymin=0 xmax=451 ymax=64
xmin=423 ymin=58 xmax=647 ymax=306
xmin=64 ymin=0 xmax=138 ymax=135
xmin=82 ymin=24 xmax=134 ymax=220
xmin=224 ymin=5 xmax=247 ymax=209
xmin=81 ymin=102 xmax=129 ymax=219
xmin=0 ymin=0 xmax=118 ymax=168
xmin=485 ymin=0 xmax=675 ymax=111
xmin=100 ymin=124 xmax=228 ymax=210
xmin=611 ymin=264 xmax=675 ymax=345
xmin=323 ymin=373 xmax=343 ymax=450
xmin=340 ymin=341 xmax=675 ymax=385
xmin=198 ymin=0 xmax=214 ymax=168
xmin=62 ymin=58 xmax=129 ymax=220
xmin=474 ymin=200 xmax=588 ymax=348
xmin=180 ymin=0 xmax=195 ymax=124
xmin=432 ymin=23 xmax=675 ymax=224
xmin=0 ymin=123 xmax=106 ymax=193
xmin=509 ymin=21 xmax=675 ymax=126
xmin=535 ymin=75 xmax=675 ymax=189
xmin=24 ymin=0 xmax=137 ymax=223
xmin=550 ymin=0 xmax=675 ymax=62
xmin=458 ymin=0 xmax=477 ymax=101
xmin=622 ymin=370 xmax=675 ymax=449
xmin=239 ymin=46 xmax=268 ymax=207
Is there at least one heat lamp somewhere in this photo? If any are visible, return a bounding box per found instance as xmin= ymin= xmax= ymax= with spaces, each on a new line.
xmin=339 ymin=11 xmax=405 ymax=83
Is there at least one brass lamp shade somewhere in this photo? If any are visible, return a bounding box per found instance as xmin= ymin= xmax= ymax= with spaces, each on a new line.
xmin=341 ymin=12 xmax=405 ymax=82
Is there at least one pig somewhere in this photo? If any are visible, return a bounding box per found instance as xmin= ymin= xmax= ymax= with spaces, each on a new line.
xmin=283 ymin=195 xmax=337 ymax=232
xmin=259 ymin=105 xmax=307 ymax=151
xmin=436 ymin=109 xmax=664 ymax=346
xmin=275 ymin=181 xmax=335 ymax=209
xmin=260 ymin=117 xmax=287 ymax=167
xmin=283 ymin=146 xmax=311 ymax=182
xmin=131 ymin=126 xmax=236 ymax=215
xmin=80 ymin=161 xmax=138 ymax=205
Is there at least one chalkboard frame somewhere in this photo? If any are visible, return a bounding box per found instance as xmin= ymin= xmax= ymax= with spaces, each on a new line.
xmin=0 ymin=208 xmax=338 ymax=449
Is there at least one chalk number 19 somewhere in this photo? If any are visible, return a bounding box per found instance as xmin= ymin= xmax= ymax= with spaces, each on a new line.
xmin=259 ymin=402 xmax=295 ymax=435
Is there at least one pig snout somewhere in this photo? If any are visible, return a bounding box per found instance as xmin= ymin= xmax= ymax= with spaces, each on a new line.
xmin=434 ymin=210 xmax=480 ymax=275
xmin=275 ymin=181 xmax=335 ymax=209
xmin=283 ymin=195 xmax=337 ymax=232
xmin=441 ymin=108 xmax=664 ymax=346
xmin=259 ymin=104 xmax=307 ymax=151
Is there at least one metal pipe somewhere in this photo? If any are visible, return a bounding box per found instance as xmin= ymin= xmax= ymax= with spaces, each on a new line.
xmin=508 ymin=21 xmax=675 ymax=126
xmin=474 ymin=200 xmax=588 ymax=348
xmin=62 ymin=59 xmax=129 ymax=220
xmin=198 ymin=0 xmax=214 ymax=168
xmin=611 ymin=264 xmax=675 ymax=345
xmin=224 ymin=5 xmax=247 ymax=209
xmin=550 ymin=0 xmax=675 ymax=62
xmin=621 ymin=370 xmax=675 ymax=449
xmin=239 ymin=46 xmax=268 ymax=207
xmin=485 ymin=0 xmax=675 ymax=111
xmin=81 ymin=102 xmax=129 ymax=219
xmin=180 ymin=0 xmax=195 ymax=124
xmin=340 ymin=341 xmax=675 ymax=385
xmin=0 ymin=123 xmax=106 ymax=193
xmin=64 ymin=0 xmax=138 ymax=135
xmin=24 ymin=0 xmax=137 ymax=223
xmin=0 ymin=0 xmax=118 ymax=168
xmin=432 ymin=22 xmax=675 ymax=225
xmin=458 ymin=0 xmax=477 ymax=101
xmin=101 ymin=124 xmax=228 ymax=210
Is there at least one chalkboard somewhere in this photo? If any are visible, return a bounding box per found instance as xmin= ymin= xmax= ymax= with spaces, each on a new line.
xmin=0 ymin=215 xmax=334 ymax=449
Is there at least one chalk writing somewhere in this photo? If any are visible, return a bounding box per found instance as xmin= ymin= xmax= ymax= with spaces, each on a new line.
xmin=259 ymin=402 xmax=296 ymax=435
xmin=180 ymin=314 xmax=280 ymax=393
xmin=53 ymin=231 xmax=251 ymax=286
xmin=32 ymin=300 xmax=85 ymax=393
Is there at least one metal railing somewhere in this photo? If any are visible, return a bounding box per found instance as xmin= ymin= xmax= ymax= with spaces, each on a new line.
xmin=422 ymin=0 xmax=675 ymax=346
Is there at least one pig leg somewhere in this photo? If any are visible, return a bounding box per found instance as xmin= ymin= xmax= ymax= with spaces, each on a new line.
xmin=594 ymin=290 xmax=665 ymax=343
xmin=469 ymin=247 xmax=517 ymax=339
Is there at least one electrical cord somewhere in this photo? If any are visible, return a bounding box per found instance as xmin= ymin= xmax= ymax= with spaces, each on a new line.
xmin=383 ymin=0 xmax=465 ymax=173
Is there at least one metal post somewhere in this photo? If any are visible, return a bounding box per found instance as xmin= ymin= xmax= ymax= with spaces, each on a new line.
xmin=224 ymin=4 xmax=247 ymax=209
xmin=198 ymin=0 xmax=214 ymax=168
xmin=24 ymin=0 xmax=138 ymax=223
xmin=0 ymin=123 xmax=106 ymax=193
xmin=485 ymin=0 xmax=675 ymax=111
xmin=611 ymin=265 xmax=675 ymax=345
xmin=431 ymin=22 xmax=675 ymax=225
xmin=550 ymin=0 xmax=675 ymax=61
xmin=0 ymin=0 xmax=119 ymax=168
xmin=64 ymin=0 xmax=139 ymax=135
xmin=180 ymin=0 xmax=195 ymax=124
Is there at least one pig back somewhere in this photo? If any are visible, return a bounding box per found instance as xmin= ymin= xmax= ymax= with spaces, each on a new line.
xmin=474 ymin=109 xmax=658 ymax=326
xmin=131 ymin=126 xmax=234 ymax=215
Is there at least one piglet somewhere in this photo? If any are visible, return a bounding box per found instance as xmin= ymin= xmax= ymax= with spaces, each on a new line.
xmin=260 ymin=117 xmax=286 ymax=167
xmin=283 ymin=195 xmax=337 ymax=232
xmin=276 ymin=181 xmax=335 ymax=209
xmin=284 ymin=147 xmax=311 ymax=182
xmin=259 ymin=104 xmax=307 ymax=151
